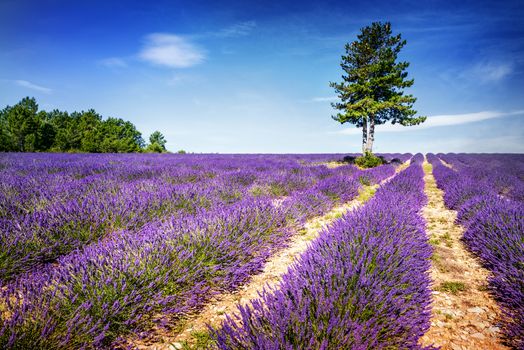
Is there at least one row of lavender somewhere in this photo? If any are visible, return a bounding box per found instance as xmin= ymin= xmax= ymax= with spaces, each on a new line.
xmin=0 ymin=153 xmax=398 ymax=349
xmin=211 ymin=154 xmax=434 ymax=349
xmin=438 ymin=153 xmax=524 ymax=202
xmin=0 ymin=153 xmax=396 ymax=281
xmin=428 ymin=153 xmax=524 ymax=349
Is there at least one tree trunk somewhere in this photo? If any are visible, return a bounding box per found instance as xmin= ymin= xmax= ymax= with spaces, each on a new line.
xmin=361 ymin=117 xmax=368 ymax=154
xmin=367 ymin=115 xmax=375 ymax=153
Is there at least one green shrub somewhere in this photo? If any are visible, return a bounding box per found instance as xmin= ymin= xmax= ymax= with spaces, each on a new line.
xmin=358 ymin=176 xmax=371 ymax=186
xmin=355 ymin=152 xmax=383 ymax=168
xmin=437 ymin=281 xmax=467 ymax=294
xmin=145 ymin=142 xmax=164 ymax=153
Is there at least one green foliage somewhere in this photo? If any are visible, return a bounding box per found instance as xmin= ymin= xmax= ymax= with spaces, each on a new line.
xmin=184 ymin=330 xmax=216 ymax=349
xmin=145 ymin=142 xmax=165 ymax=153
xmin=330 ymin=22 xmax=426 ymax=152
xmin=356 ymin=186 xmax=376 ymax=203
xmin=143 ymin=131 xmax=168 ymax=153
xmin=429 ymin=238 xmax=440 ymax=246
xmin=268 ymin=183 xmax=288 ymax=197
xmin=437 ymin=281 xmax=467 ymax=294
xmin=98 ymin=117 xmax=145 ymax=153
xmin=0 ymin=97 xmax=42 ymax=151
xmin=149 ymin=131 xmax=167 ymax=151
xmin=355 ymin=152 xmax=383 ymax=168
xmin=440 ymin=232 xmax=453 ymax=248
xmin=177 ymin=149 xmax=187 ymax=154
xmin=358 ymin=176 xmax=371 ymax=186
xmin=0 ymin=97 xmax=152 ymax=153
xmin=249 ymin=186 xmax=265 ymax=197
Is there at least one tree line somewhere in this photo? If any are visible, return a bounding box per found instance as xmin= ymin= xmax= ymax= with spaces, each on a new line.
xmin=0 ymin=97 xmax=168 ymax=153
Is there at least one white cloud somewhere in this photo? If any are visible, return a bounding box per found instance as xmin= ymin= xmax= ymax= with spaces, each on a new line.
xmin=469 ymin=61 xmax=513 ymax=82
xmin=217 ymin=21 xmax=256 ymax=37
xmin=311 ymin=96 xmax=338 ymax=102
xmin=98 ymin=57 xmax=127 ymax=68
xmin=14 ymin=80 xmax=52 ymax=94
xmin=338 ymin=110 xmax=524 ymax=135
xmin=139 ymin=34 xmax=205 ymax=68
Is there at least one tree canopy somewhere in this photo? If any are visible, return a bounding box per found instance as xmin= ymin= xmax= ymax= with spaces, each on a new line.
xmin=147 ymin=131 xmax=167 ymax=153
xmin=0 ymin=97 xmax=167 ymax=153
xmin=330 ymin=21 xmax=426 ymax=153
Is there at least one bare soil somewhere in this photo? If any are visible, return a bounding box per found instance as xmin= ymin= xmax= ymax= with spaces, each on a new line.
xmin=419 ymin=162 xmax=508 ymax=350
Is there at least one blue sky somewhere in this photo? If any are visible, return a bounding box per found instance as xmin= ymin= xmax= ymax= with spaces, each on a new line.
xmin=1 ymin=0 xmax=523 ymax=153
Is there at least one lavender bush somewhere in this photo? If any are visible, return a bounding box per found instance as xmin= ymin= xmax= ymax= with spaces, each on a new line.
xmin=1 ymin=153 xmax=376 ymax=282
xmin=0 ymin=153 xmax=404 ymax=348
xmin=211 ymin=154 xmax=434 ymax=349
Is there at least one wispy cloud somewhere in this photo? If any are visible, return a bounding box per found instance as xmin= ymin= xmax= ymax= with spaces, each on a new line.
xmin=311 ymin=96 xmax=337 ymax=102
xmin=216 ymin=21 xmax=256 ymax=37
xmin=441 ymin=60 xmax=515 ymax=88
xmin=338 ymin=110 xmax=524 ymax=135
xmin=139 ymin=34 xmax=205 ymax=68
xmin=167 ymin=74 xmax=186 ymax=86
xmin=98 ymin=57 xmax=127 ymax=68
xmin=13 ymin=80 xmax=52 ymax=94
xmin=470 ymin=61 xmax=513 ymax=82
xmin=166 ymin=73 xmax=204 ymax=86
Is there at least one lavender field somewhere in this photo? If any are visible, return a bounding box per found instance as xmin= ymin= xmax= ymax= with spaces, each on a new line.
xmin=0 ymin=153 xmax=522 ymax=349
xmin=3 ymin=0 xmax=523 ymax=348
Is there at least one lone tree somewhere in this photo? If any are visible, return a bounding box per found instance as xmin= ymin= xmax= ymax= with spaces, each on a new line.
xmin=330 ymin=21 xmax=426 ymax=154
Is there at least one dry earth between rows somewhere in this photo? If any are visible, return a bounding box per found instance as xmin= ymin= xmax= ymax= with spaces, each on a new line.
xmin=419 ymin=161 xmax=508 ymax=350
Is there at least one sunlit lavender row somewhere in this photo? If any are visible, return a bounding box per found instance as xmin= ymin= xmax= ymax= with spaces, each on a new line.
xmin=211 ymin=154 xmax=434 ymax=349
xmin=428 ymin=153 xmax=524 ymax=349
xmin=0 ymin=153 xmax=403 ymax=281
xmin=0 ymin=153 xmax=400 ymax=349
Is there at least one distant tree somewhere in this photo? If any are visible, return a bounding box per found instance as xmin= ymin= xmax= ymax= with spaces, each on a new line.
xmin=28 ymin=109 xmax=55 ymax=151
xmin=0 ymin=97 xmax=39 ymax=151
xmin=330 ymin=22 xmax=426 ymax=154
xmin=0 ymin=105 xmax=14 ymax=151
xmin=145 ymin=142 xmax=165 ymax=153
xmin=0 ymin=113 xmax=10 ymax=151
xmin=99 ymin=117 xmax=144 ymax=153
xmin=48 ymin=109 xmax=77 ymax=151
xmin=37 ymin=119 xmax=56 ymax=151
xmin=76 ymin=110 xmax=102 ymax=152
xmin=0 ymin=97 xmax=156 ymax=153
xmin=147 ymin=131 xmax=167 ymax=152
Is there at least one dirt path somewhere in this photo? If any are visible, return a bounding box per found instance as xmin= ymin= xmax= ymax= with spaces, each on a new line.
xmin=440 ymin=158 xmax=454 ymax=169
xmin=419 ymin=161 xmax=508 ymax=350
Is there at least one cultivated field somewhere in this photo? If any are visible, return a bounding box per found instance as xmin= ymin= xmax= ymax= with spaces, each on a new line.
xmin=0 ymin=153 xmax=522 ymax=349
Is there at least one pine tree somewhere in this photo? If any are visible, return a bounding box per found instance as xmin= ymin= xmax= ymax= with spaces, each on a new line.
xmin=330 ymin=22 xmax=426 ymax=153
